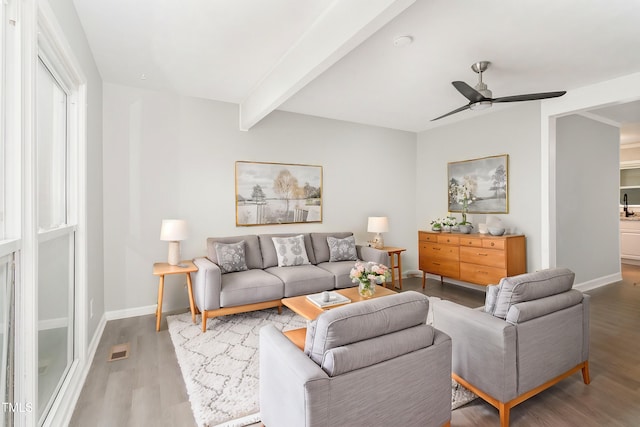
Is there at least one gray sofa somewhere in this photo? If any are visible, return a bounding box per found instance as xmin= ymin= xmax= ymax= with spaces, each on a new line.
xmin=432 ymin=268 xmax=590 ymax=427
xmin=193 ymin=232 xmax=389 ymax=331
xmin=260 ymin=291 xmax=452 ymax=427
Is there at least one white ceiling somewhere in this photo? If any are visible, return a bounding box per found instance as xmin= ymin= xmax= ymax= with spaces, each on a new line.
xmin=73 ymin=0 xmax=640 ymax=134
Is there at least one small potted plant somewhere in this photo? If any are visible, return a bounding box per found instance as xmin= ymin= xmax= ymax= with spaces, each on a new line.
xmin=441 ymin=216 xmax=457 ymax=233
xmin=430 ymin=219 xmax=442 ymax=231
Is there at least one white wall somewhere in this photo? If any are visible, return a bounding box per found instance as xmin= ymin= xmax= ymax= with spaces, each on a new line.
xmin=48 ymin=0 xmax=104 ymax=341
xmin=102 ymin=83 xmax=417 ymax=312
xmin=556 ymin=114 xmax=619 ymax=283
xmin=417 ymin=103 xmax=543 ymax=272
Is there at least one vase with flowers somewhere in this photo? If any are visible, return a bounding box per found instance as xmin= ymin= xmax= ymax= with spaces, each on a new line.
xmin=450 ymin=183 xmax=474 ymax=234
xmin=440 ymin=216 xmax=457 ymax=233
xmin=349 ymin=261 xmax=390 ymax=298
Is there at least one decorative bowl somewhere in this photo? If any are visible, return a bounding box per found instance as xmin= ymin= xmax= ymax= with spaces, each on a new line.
xmin=488 ymin=227 xmax=505 ymax=236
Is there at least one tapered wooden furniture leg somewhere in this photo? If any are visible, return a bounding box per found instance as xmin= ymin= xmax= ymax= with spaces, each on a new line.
xmin=277 ymin=305 xmax=282 ymax=315
xmin=186 ymin=272 xmax=196 ymax=323
xmin=156 ymin=275 xmax=165 ymax=331
xmin=499 ymin=402 xmax=510 ymax=427
xmin=397 ymin=252 xmax=403 ymax=289
xmin=582 ymin=360 xmax=591 ymax=384
xmin=202 ymin=311 xmax=208 ymax=332
xmin=422 ymin=272 xmax=426 ymax=289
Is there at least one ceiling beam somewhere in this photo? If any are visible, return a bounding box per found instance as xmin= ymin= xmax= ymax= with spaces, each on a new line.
xmin=238 ymin=0 xmax=416 ymax=131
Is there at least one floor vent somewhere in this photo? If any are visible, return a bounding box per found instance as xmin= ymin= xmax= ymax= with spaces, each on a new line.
xmin=108 ymin=343 xmax=130 ymax=362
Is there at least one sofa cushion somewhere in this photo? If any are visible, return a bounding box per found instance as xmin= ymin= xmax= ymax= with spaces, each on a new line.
xmin=316 ymin=261 xmax=356 ymax=288
xmin=214 ymin=241 xmax=248 ymax=274
xmin=310 ymin=232 xmax=353 ymax=263
xmin=304 ymin=291 xmax=429 ymax=365
xmin=327 ymin=235 xmax=358 ymax=262
xmin=219 ymin=269 xmax=284 ymax=307
xmin=259 ymin=233 xmax=316 ymax=267
xmin=265 ymin=265 xmax=334 ymax=297
xmin=207 ymin=235 xmax=263 ymax=270
xmin=271 ymin=235 xmax=311 ymax=267
xmin=321 ymin=324 xmax=435 ymax=376
xmin=492 ymin=268 xmax=575 ymax=319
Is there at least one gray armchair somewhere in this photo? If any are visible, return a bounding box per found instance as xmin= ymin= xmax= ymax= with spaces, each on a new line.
xmin=259 ymin=291 xmax=452 ymax=427
xmin=432 ymin=268 xmax=590 ymax=427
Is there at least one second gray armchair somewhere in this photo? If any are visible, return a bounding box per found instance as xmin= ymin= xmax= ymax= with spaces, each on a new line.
xmin=259 ymin=291 xmax=452 ymax=427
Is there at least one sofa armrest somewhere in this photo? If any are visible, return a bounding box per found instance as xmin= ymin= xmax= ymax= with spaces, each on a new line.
xmin=192 ymin=257 xmax=222 ymax=311
xmin=432 ymin=299 xmax=518 ymax=402
xmin=260 ymin=325 xmax=329 ymax=427
xmin=357 ymin=245 xmax=390 ymax=266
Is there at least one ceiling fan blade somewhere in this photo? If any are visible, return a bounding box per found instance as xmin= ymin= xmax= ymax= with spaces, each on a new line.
xmin=452 ymin=81 xmax=486 ymax=103
xmin=492 ymin=91 xmax=566 ymax=103
xmin=431 ymin=104 xmax=472 ymax=121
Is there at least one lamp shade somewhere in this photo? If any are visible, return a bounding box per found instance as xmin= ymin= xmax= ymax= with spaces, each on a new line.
xmin=367 ymin=216 xmax=389 ymax=233
xmin=160 ymin=219 xmax=188 ymax=241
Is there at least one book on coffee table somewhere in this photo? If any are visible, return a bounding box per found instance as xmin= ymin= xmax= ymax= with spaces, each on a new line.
xmin=306 ymin=291 xmax=351 ymax=308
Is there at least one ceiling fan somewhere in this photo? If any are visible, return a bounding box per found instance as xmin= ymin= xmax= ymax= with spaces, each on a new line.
xmin=432 ymin=61 xmax=566 ymax=121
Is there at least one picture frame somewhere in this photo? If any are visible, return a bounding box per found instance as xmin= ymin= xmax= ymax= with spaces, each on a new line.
xmin=447 ymin=154 xmax=509 ymax=214
xmin=235 ymin=161 xmax=323 ymax=226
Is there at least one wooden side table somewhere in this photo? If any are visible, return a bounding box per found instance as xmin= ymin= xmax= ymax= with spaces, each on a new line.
xmin=381 ymin=247 xmax=406 ymax=290
xmin=152 ymin=260 xmax=198 ymax=331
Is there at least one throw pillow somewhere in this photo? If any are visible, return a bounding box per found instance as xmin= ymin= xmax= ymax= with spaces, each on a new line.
xmin=214 ymin=241 xmax=248 ymax=274
xmin=484 ymin=284 xmax=500 ymax=314
xmin=327 ymin=235 xmax=358 ymax=262
xmin=271 ymin=235 xmax=310 ymax=267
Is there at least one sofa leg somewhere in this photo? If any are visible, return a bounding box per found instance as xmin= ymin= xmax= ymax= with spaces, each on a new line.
xmin=499 ymin=402 xmax=510 ymax=427
xmin=277 ymin=304 xmax=282 ymax=315
xmin=582 ymin=360 xmax=591 ymax=384
xmin=201 ymin=311 xmax=208 ymax=332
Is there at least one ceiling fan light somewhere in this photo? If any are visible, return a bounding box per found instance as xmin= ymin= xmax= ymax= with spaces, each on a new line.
xmin=469 ymin=101 xmax=492 ymax=111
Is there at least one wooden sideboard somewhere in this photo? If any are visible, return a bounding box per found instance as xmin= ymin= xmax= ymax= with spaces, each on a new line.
xmin=418 ymin=230 xmax=526 ymax=287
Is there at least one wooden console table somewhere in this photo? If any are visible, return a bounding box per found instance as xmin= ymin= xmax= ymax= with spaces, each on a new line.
xmin=418 ymin=231 xmax=526 ymax=287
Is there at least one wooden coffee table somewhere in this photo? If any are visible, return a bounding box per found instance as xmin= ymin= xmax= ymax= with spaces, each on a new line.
xmin=282 ymin=285 xmax=397 ymax=349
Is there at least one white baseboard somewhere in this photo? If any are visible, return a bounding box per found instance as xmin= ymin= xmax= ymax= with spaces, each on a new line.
xmin=105 ymin=304 xmax=156 ymax=320
xmin=574 ymin=272 xmax=622 ymax=292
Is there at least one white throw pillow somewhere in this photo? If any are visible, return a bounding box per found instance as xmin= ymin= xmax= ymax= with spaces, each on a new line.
xmin=271 ymin=235 xmax=310 ymax=267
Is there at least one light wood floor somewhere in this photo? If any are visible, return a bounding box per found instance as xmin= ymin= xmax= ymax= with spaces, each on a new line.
xmin=70 ymin=266 xmax=640 ymax=426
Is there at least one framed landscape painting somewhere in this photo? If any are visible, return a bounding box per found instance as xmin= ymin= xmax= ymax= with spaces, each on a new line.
xmin=447 ymin=154 xmax=509 ymax=214
xmin=235 ymin=161 xmax=323 ymax=226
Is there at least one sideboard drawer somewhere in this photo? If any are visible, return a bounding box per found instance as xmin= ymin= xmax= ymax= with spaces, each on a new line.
xmin=460 ymin=237 xmax=483 ymax=247
xmin=460 ymin=262 xmax=506 ymax=285
xmin=437 ymin=235 xmax=459 ymax=245
xmin=424 ymin=259 xmax=460 ymax=279
xmin=460 ymin=246 xmax=505 ymax=268
xmin=483 ymin=239 xmax=505 ymax=250
xmin=422 ymin=243 xmax=459 ymax=261
xmin=419 ymin=232 xmax=439 ymax=243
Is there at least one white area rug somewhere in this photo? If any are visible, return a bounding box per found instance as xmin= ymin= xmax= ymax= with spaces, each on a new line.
xmin=168 ymin=306 xmax=477 ymax=427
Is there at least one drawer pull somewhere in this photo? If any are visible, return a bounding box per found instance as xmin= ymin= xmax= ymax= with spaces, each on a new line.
xmin=433 ymin=262 xmax=441 ymax=266
xmin=477 ymin=271 xmax=488 ymax=274
xmin=446 ymin=239 xmax=450 ymax=243
xmin=433 ymin=247 xmax=441 ymax=251
xmin=490 ymin=242 xmax=495 ymax=247
xmin=477 ymin=253 xmax=488 ymax=256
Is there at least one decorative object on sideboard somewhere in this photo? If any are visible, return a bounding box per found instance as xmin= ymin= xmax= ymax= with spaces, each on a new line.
xmin=367 ymin=216 xmax=389 ymax=249
xmin=448 ymin=154 xmax=509 ymax=214
xmin=160 ymin=219 xmax=188 ymax=266
xmin=235 ymin=160 xmax=322 ymax=226
xmin=350 ymin=261 xmax=390 ymax=298
xmin=486 ymin=215 xmax=506 ymax=236
xmin=478 ymin=223 xmax=488 ymax=234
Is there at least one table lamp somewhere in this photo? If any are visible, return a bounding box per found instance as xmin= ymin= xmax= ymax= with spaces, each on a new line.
xmin=160 ymin=219 xmax=188 ymax=266
xmin=367 ymin=216 xmax=389 ymax=249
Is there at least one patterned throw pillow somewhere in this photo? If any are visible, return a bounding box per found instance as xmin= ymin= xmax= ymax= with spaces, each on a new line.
xmin=271 ymin=235 xmax=310 ymax=267
xmin=214 ymin=241 xmax=248 ymax=274
xmin=484 ymin=284 xmax=501 ymax=314
xmin=327 ymin=235 xmax=358 ymax=262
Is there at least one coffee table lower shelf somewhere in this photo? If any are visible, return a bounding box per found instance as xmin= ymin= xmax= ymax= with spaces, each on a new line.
xmin=283 ymin=328 xmax=307 ymax=350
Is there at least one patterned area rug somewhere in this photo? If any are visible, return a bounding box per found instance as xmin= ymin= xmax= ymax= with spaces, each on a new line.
xmin=168 ymin=306 xmax=477 ymax=427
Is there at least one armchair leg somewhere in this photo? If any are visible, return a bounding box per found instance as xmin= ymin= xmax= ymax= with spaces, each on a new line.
xmin=202 ymin=311 xmax=208 ymax=332
xmin=582 ymin=360 xmax=591 ymax=384
xmin=499 ymin=402 xmax=510 ymax=427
